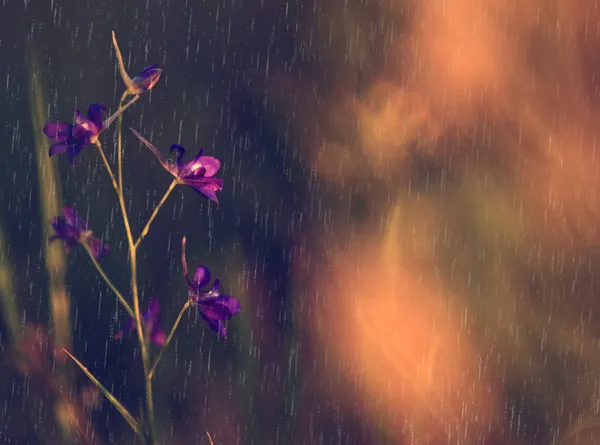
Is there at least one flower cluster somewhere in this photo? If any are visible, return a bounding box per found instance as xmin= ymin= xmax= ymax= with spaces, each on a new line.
xmin=130 ymin=129 xmax=224 ymax=204
xmin=44 ymin=101 xmax=137 ymax=165
xmin=182 ymin=237 xmax=241 ymax=338
xmin=114 ymin=297 xmax=166 ymax=346
xmin=41 ymin=31 xmax=242 ymax=444
xmin=44 ymin=35 xmax=238 ymax=338
xmin=49 ymin=207 xmax=109 ymax=259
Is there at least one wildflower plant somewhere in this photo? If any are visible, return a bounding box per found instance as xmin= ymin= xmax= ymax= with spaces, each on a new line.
xmin=43 ymin=32 xmax=242 ymax=444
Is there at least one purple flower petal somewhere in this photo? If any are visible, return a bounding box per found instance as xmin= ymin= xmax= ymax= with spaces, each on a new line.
xmin=197 ymin=295 xmax=241 ymax=321
xmin=43 ymin=122 xmax=73 ymax=142
xmin=199 ymin=313 xmax=227 ymax=339
xmin=208 ymin=279 xmax=221 ymax=297
xmin=48 ymin=219 xmax=78 ymax=251
xmin=132 ymin=136 xmax=223 ymax=203
xmin=114 ymin=297 xmax=165 ymax=346
xmin=150 ymin=329 xmax=167 ymax=346
xmin=198 ymin=156 xmax=221 ymax=177
xmin=181 ymin=239 xmax=241 ymax=339
xmin=62 ymin=207 xmax=89 ymax=231
xmin=43 ymin=104 xmax=114 ymax=165
xmin=179 ymin=160 xmax=206 ymax=179
xmin=170 ymin=144 xmax=187 ymax=166
xmin=176 ymin=149 xmax=219 ymax=179
xmin=72 ymin=124 xmax=93 ymax=141
xmin=49 ymin=207 xmax=109 ymax=258
xmin=86 ymin=236 xmax=110 ymax=259
xmin=131 ymin=65 xmax=163 ymax=93
xmin=141 ymin=64 xmax=159 ymax=73
xmin=73 ymin=108 xmax=87 ymax=125
xmin=146 ymin=297 xmax=160 ymax=321
xmin=197 ymin=188 xmax=219 ymax=203
xmin=49 ymin=143 xmax=72 ymax=157
xmin=186 ymin=177 xmax=223 ymax=204
xmin=70 ymin=109 xmax=100 ymax=143
xmin=193 ymin=266 xmax=211 ymax=289
xmin=113 ymin=319 xmax=136 ymax=340
xmin=87 ymin=104 xmax=107 ymax=130
xmin=66 ymin=145 xmax=88 ymax=165
xmin=50 ymin=216 xmax=79 ymax=240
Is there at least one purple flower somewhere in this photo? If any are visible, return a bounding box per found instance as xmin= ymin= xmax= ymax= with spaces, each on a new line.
xmin=49 ymin=207 xmax=110 ymax=259
xmin=129 ymin=65 xmax=162 ymax=94
xmin=112 ymin=31 xmax=162 ymax=96
xmin=130 ymin=129 xmax=224 ymax=204
xmin=113 ymin=297 xmax=166 ymax=346
xmin=43 ymin=102 xmax=136 ymax=165
xmin=181 ymin=237 xmax=241 ymax=339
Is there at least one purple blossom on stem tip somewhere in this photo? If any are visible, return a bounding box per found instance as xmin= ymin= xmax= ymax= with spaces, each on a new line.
xmin=129 ymin=65 xmax=162 ymax=94
xmin=130 ymin=129 xmax=224 ymax=204
xmin=181 ymin=237 xmax=241 ymax=339
xmin=112 ymin=31 xmax=162 ymax=96
xmin=113 ymin=297 xmax=166 ymax=346
xmin=43 ymin=101 xmax=137 ymax=165
xmin=49 ymin=207 xmax=110 ymax=259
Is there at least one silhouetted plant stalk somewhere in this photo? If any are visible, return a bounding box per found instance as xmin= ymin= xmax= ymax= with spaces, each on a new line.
xmin=39 ymin=32 xmax=242 ymax=444
xmin=28 ymin=46 xmax=83 ymax=443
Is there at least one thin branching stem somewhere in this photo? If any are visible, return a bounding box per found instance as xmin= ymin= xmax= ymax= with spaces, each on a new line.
xmin=94 ymin=141 xmax=120 ymax=196
xmin=96 ymin=138 xmax=156 ymax=444
xmin=82 ymin=243 xmax=134 ymax=317
xmin=116 ymin=91 xmax=131 ymax=193
xmin=148 ymin=301 xmax=191 ymax=379
xmin=135 ymin=179 xmax=178 ymax=250
xmin=64 ymin=349 xmax=142 ymax=437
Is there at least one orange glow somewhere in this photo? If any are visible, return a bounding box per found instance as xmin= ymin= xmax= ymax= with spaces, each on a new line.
xmin=304 ymin=206 xmax=499 ymax=444
xmin=289 ymin=0 xmax=600 ymax=443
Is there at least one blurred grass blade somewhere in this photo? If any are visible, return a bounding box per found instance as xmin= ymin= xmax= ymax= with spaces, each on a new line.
xmin=206 ymin=432 xmax=215 ymax=445
xmin=63 ymin=349 xmax=142 ymax=437
xmin=27 ymin=45 xmax=70 ymax=356
xmin=0 ymin=218 xmax=20 ymax=341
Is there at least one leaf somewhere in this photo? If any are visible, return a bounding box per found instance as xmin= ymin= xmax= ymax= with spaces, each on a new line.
xmin=111 ymin=31 xmax=134 ymax=90
xmin=63 ymin=349 xmax=142 ymax=437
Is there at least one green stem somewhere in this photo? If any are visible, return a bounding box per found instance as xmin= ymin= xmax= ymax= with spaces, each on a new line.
xmin=126 ymin=202 xmax=155 ymax=445
xmin=94 ymin=141 xmax=120 ymax=197
xmin=82 ymin=243 xmax=134 ymax=317
xmin=206 ymin=432 xmax=215 ymax=445
xmin=95 ymin=140 xmax=156 ymax=444
xmin=148 ymin=301 xmax=190 ymax=380
xmin=64 ymin=349 xmax=142 ymax=438
xmin=134 ymin=180 xmax=178 ymax=250
xmin=116 ymin=91 xmax=129 ymax=196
